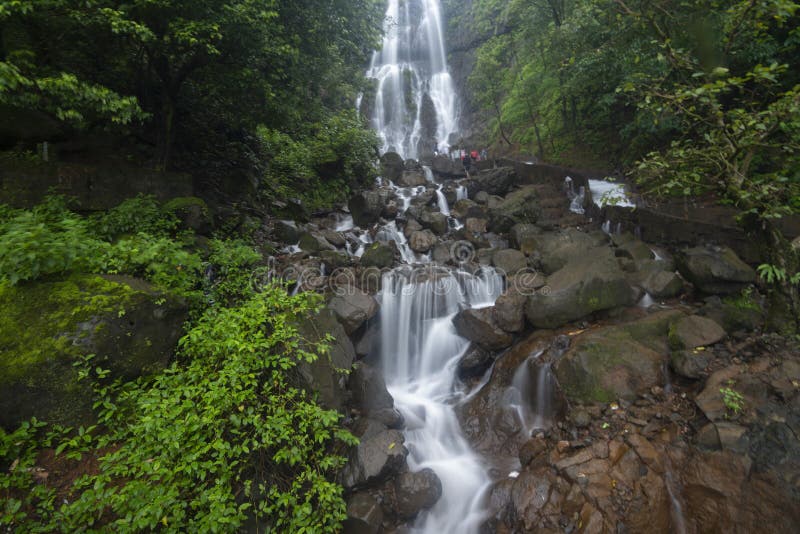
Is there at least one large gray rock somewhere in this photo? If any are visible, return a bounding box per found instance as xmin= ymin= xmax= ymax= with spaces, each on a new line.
xmin=467 ymin=166 xmax=516 ymax=197
xmin=431 ymin=154 xmax=463 ymax=177
xmin=297 ymin=308 xmax=356 ymax=411
xmin=525 ymin=229 xmax=604 ymax=274
xmin=343 ymin=492 xmax=383 ymax=534
xmin=340 ymin=429 xmax=408 ymax=489
xmin=492 ymin=248 xmax=528 ymax=276
xmin=409 ymin=206 xmax=448 ymax=235
xmin=298 ymin=231 xmax=336 ymax=253
xmin=380 ymin=152 xmax=405 ymax=182
xmin=640 ymin=269 xmax=684 ymax=299
xmin=397 ymin=171 xmax=427 ymax=187
xmin=676 ymin=245 xmax=756 ymax=294
xmin=349 ymin=363 xmax=402 ymax=428
xmin=349 ymin=191 xmax=385 ymax=227
xmin=328 ymin=290 xmax=379 ymax=334
xmin=457 ymin=344 xmax=495 ymax=379
xmin=273 ymin=220 xmax=301 ymax=244
xmin=554 ymin=326 xmax=664 ymax=403
xmin=493 ymin=287 xmax=527 ymax=333
xmin=669 ymin=315 xmax=726 ymax=350
xmin=0 ymin=275 xmax=187 ymax=429
xmin=453 ymin=307 xmax=514 ymax=350
xmin=409 ymin=230 xmax=438 ymax=253
xmin=488 ymin=186 xmax=541 ymax=233
xmin=510 ymin=223 xmax=541 ymax=255
xmin=361 ymin=242 xmax=395 ymax=269
xmin=525 ymin=254 xmax=634 ymax=329
xmin=392 ymin=468 xmax=443 ymax=520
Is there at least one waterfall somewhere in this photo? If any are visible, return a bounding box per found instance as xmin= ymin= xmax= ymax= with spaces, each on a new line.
xmin=378 ymin=265 xmax=503 ymax=533
xmin=509 ymin=352 xmax=556 ymax=434
xmin=366 ymin=0 xmax=460 ymax=159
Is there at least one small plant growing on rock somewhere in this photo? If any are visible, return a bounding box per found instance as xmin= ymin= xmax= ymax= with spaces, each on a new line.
xmin=720 ymin=383 xmax=745 ymax=417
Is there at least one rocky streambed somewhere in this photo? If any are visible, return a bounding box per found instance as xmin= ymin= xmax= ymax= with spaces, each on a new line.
xmin=264 ymin=152 xmax=800 ymax=533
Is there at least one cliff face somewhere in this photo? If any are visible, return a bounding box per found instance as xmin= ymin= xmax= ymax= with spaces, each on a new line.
xmin=443 ymin=0 xmax=506 ymax=146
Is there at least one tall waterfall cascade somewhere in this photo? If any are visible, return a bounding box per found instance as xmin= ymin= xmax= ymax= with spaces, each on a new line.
xmin=364 ymin=0 xmax=460 ymax=159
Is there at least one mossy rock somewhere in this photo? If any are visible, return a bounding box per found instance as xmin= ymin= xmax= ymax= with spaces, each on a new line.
xmin=554 ymin=327 xmax=663 ymax=403
xmin=0 ymin=274 xmax=188 ymax=429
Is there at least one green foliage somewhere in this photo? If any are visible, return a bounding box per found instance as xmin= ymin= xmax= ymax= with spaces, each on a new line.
xmin=758 ymin=263 xmax=800 ymax=285
xmin=205 ymin=238 xmax=262 ymax=304
xmin=720 ymin=384 xmax=745 ymax=416
xmin=91 ymin=195 xmax=178 ymax=240
xmin=0 ymin=286 xmax=356 ymax=532
xmin=259 ymin=111 xmax=379 ymax=211
xmin=0 ymin=197 xmax=202 ymax=295
xmin=0 ymin=197 xmax=107 ymax=284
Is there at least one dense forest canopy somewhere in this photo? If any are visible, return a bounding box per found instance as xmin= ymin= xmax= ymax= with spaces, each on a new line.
xmin=0 ymin=0 xmax=384 ymax=209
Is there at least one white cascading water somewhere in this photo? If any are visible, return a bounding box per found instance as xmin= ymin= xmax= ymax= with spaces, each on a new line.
xmin=379 ymin=266 xmax=503 ymax=533
xmin=366 ymin=0 xmax=459 ymax=159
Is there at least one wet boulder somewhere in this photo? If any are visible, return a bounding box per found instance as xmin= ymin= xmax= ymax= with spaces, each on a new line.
xmin=525 ymin=253 xmax=634 ymax=329
xmin=349 ymin=363 xmax=403 ymax=428
xmin=676 ymin=245 xmax=756 ymax=294
xmin=640 ymin=269 xmax=684 ymax=299
xmin=361 ymin=242 xmax=395 ymax=269
xmin=487 ymin=185 xmax=542 ymax=233
xmin=453 ymin=307 xmax=514 ymax=351
xmin=380 ymin=152 xmax=405 ymax=182
xmin=391 ymin=468 xmax=443 ymax=520
xmin=273 ymin=219 xmax=301 ymax=244
xmin=349 ymin=191 xmax=386 ymax=227
xmin=457 ymin=344 xmax=495 ymax=379
xmin=492 ymin=248 xmax=528 ymax=276
xmin=409 ymin=206 xmax=448 ymax=235
xmin=409 ymin=230 xmax=437 ymax=253
xmin=397 ymin=171 xmax=427 ymax=187
xmin=431 ymin=154 xmax=462 ymax=177
xmin=509 ymin=223 xmax=541 ymax=255
xmin=340 ymin=429 xmax=408 ymax=490
xmin=467 ymin=166 xmax=516 ymax=197
xmin=524 ymin=229 xmax=605 ymax=274
xmin=343 ymin=492 xmax=383 ymax=534
xmin=297 ymin=308 xmax=356 ymax=411
xmin=668 ymin=315 xmax=726 ymax=350
xmin=493 ymin=286 xmax=527 ymax=333
xmin=328 ymin=290 xmax=379 ymax=335
xmin=554 ymin=326 xmax=664 ymax=403
xmin=298 ymin=231 xmax=336 ymax=253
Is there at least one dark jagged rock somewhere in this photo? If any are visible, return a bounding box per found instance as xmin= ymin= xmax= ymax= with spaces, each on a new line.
xmin=343 ymin=492 xmax=383 ymax=534
xmin=453 ymin=307 xmax=514 ymax=350
xmin=349 ymin=191 xmax=386 ymax=227
xmin=391 ymin=468 xmax=443 ymax=520
xmin=361 ymin=242 xmax=395 ymax=269
xmin=380 ymin=152 xmax=405 ymax=182
xmin=466 ymin=166 xmax=516 ymax=197
xmin=457 ymin=344 xmax=495 ymax=379
xmin=328 ymin=290 xmax=379 ymax=335
xmin=668 ymin=314 xmax=726 ymax=350
xmin=525 ymin=253 xmax=633 ymax=329
xmin=297 ymin=308 xmax=355 ymax=411
xmin=676 ymin=245 xmax=756 ymax=294
xmin=487 ymin=185 xmax=541 ymax=233
xmin=340 ymin=429 xmax=408 ymax=490
xmin=492 ymin=248 xmax=528 ymax=276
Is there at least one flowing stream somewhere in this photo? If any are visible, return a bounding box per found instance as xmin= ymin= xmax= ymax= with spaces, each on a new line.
xmin=378 ymin=264 xmax=502 ymax=532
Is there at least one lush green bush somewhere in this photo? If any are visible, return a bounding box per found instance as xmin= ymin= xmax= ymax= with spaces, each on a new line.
xmin=259 ymin=111 xmax=379 ymax=212
xmin=0 ymin=197 xmax=107 ymax=284
xmin=91 ymin=195 xmax=178 ymax=240
xmin=205 ymin=238 xmax=262 ymax=304
xmin=0 ymin=285 xmax=356 ymax=532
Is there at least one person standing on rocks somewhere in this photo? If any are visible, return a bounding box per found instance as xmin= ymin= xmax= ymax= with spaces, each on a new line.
xmin=462 ymin=152 xmax=472 ymax=177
